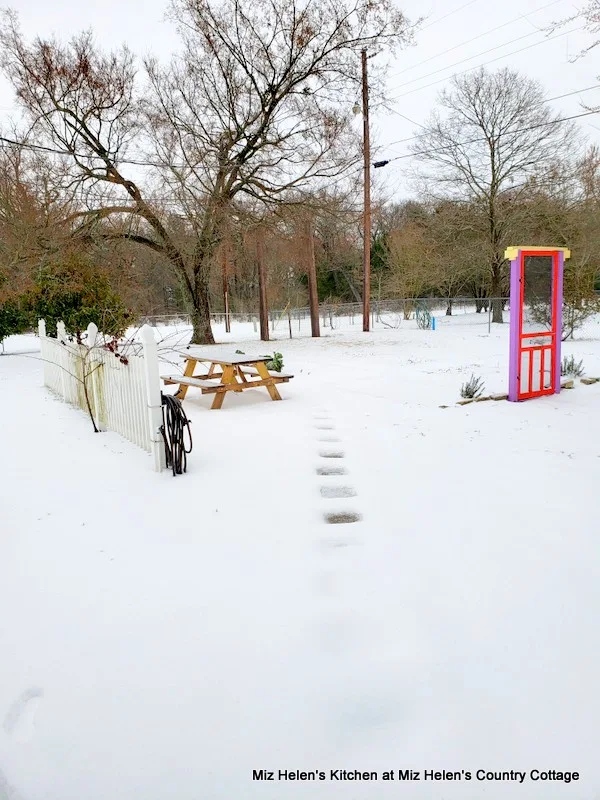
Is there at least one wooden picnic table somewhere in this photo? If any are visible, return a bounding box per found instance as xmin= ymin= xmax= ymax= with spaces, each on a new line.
xmin=161 ymin=348 xmax=294 ymax=409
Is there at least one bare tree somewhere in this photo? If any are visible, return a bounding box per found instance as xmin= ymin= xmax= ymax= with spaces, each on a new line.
xmin=410 ymin=67 xmax=576 ymax=322
xmin=548 ymin=1 xmax=600 ymax=68
xmin=520 ymin=146 xmax=600 ymax=338
xmin=384 ymin=201 xmax=479 ymax=315
xmin=385 ymin=222 xmax=431 ymax=316
xmin=1 ymin=0 xmax=412 ymax=343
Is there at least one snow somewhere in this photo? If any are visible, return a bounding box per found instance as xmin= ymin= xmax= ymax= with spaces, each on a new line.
xmin=1 ymin=314 xmax=600 ymax=800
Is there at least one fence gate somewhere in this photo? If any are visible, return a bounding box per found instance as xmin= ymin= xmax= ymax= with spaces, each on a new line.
xmin=506 ymin=246 xmax=569 ymax=402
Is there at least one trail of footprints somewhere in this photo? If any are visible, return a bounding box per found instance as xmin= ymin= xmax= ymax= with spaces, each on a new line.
xmin=314 ymin=413 xmax=362 ymax=525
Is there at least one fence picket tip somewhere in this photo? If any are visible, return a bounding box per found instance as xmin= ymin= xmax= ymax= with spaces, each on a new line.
xmin=86 ymin=322 xmax=98 ymax=347
xmin=140 ymin=324 xmax=157 ymax=344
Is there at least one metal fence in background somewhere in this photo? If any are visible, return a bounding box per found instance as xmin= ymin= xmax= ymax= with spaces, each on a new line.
xmin=139 ymin=297 xmax=511 ymax=335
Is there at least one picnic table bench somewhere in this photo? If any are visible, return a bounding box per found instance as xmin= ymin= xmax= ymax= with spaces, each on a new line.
xmin=161 ymin=349 xmax=293 ymax=409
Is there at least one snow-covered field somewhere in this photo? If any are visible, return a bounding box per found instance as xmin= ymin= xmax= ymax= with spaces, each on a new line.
xmin=1 ymin=314 xmax=600 ymax=800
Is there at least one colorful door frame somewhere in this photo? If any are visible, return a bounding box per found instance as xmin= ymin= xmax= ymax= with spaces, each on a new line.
xmin=506 ymin=246 xmax=570 ymax=402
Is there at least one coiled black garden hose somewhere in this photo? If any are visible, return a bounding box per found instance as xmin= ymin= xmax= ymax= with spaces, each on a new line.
xmin=160 ymin=393 xmax=193 ymax=475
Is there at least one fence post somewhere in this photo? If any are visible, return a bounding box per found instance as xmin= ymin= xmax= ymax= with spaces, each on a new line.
xmin=55 ymin=320 xmax=68 ymax=399
xmin=38 ymin=319 xmax=47 ymax=387
xmin=85 ymin=322 xmax=104 ymax=432
xmin=141 ymin=324 xmax=166 ymax=472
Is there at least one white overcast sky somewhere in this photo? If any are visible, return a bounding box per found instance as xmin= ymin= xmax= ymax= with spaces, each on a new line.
xmin=1 ymin=0 xmax=598 ymax=201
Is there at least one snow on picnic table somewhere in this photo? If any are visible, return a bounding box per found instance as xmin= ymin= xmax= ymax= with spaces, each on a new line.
xmin=1 ymin=315 xmax=600 ymax=800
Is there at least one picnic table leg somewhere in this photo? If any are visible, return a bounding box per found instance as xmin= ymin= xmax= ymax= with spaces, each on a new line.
xmin=255 ymin=361 xmax=282 ymax=401
xmin=176 ymin=358 xmax=198 ymax=399
xmin=210 ymin=364 xmax=237 ymax=409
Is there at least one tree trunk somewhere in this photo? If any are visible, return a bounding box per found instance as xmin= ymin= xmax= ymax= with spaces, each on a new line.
xmin=190 ymin=278 xmax=215 ymax=344
xmin=491 ymin=266 xmax=503 ymax=323
xmin=446 ymin=298 xmax=453 ymax=316
xmin=222 ymin=244 xmax=231 ymax=333
xmin=256 ymin=232 xmax=269 ymax=342
xmin=341 ymin=268 xmax=362 ymax=303
xmin=305 ymin=216 xmax=320 ymax=338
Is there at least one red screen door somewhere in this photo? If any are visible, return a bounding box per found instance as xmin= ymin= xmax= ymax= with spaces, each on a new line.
xmin=517 ymin=250 xmax=559 ymax=400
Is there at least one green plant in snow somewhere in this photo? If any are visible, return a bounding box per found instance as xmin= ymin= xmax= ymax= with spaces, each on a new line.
xmin=415 ymin=303 xmax=432 ymax=330
xmin=460 ymin=374 xmax=485 ymax=399
xmin=263 ymin=351 xmax=284 ymax=371
xmin=561 ymin=354 xmax=584 ymax=377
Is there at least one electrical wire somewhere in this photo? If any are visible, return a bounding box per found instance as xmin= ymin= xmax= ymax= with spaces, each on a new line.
xmin=419 ymin=0 xmax=482 ymax=32
xmin=392 ymin=28 xmax=544 ymax=92
xmin=388 ymin=0 xmax=566 ymax=81
xmin=379 ymin=107 xmax=600 ymax=166
xmin=388 ymin=25 xmax=584 ymax=102
xmin=381 ymin=83 xmax=600 ymax=150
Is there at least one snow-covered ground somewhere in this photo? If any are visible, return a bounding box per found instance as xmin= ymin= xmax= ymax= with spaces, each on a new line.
xmin=1 ymin=314 xmax=600 ymax=800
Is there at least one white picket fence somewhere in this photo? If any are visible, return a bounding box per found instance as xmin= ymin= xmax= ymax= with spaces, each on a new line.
xmin=39 ymin=319 xmax=166 ymax=471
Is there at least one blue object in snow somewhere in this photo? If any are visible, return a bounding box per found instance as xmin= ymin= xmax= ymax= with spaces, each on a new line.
xmin=431 ymin=316 xmax=436 ymax=330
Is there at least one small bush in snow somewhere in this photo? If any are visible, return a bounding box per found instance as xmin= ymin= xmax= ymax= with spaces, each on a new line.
xmin=561 ymin=355 xmax=584 ymax=377
xmin=460 ymin=374 xmax=485 ymax=399
xmin=262 ymin=351 xmax=284 ymax=372
xmin=416 ymin=305 xmax=432 ymax=330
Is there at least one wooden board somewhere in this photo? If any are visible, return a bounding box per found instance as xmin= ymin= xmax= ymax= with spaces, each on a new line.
xmin=238 ymin=366 xmax=294 ymax=379
xmin=176 ymin=348 xmax=276 ymax=365
xmin=161 ymin=375 xmax=225 ymax=390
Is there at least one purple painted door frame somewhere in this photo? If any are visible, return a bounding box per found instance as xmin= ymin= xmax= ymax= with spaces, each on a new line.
xmin=554 ymin=251 xmax=565 ymax=394
xmin=507 ymin=246 xmax=568 ymax=402
xmin=508 ymin=253 xmax=521 ymax=402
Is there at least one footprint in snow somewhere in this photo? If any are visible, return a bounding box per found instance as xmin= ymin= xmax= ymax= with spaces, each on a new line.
xmin=0 ymin=765 xmax=26 ymax=800
xmin=316 ymin=465 xmax=348 ymax=476
xmin=3 ymin=688 xmax=43 ymax=743
xmin=319 ymin=532 xmax=362 ymax=549
xmin=320 ymin=486 xmax=357 ymax=499
xmin=324 ymin=511 xmax=362 ymax=525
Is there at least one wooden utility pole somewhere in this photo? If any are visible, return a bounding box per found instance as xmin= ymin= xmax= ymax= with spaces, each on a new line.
xmin=222 ymin=243 xmax=231 ymax=333
xmin=306 ymin=215 xmax=320 ymax=337
xmin=361 ymin=48 xmax=371 ymax=333
xmin=256 ymin=230 xmax=269 ymax=341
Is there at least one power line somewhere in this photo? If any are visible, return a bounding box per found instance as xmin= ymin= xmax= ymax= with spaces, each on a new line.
xmin=387 ymin=25 xmax=584 ymax=102
xmin=380 ymin=108 xmax=600 ymax=166
xmin=380 ymin=104 xmax=426 ymax=130
xmin=381 ymin=83 xmax=600 ymax=151
xmin=0 ymin=134 xmax=164 ymax=167
xmin=419 ymin=0 xmax=482 ymax=32
xmin=0 ymin=134 xmax=363 ymax=191
xmin=391 ymin=29 xmax=544 ymax=92
xmin=2 ymin=105 xmax=597 ymax=194
xmin=387 ymin=0 xmax=565 ymax=82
